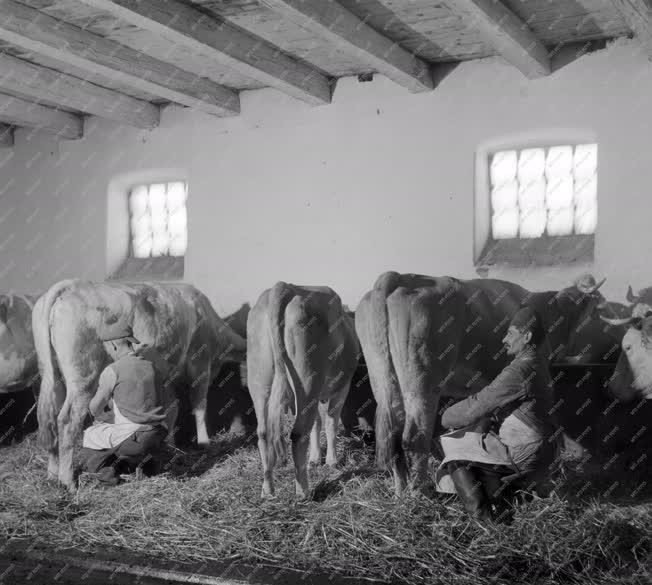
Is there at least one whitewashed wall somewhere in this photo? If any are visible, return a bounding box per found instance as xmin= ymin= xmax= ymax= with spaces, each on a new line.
xmin=0 ymin=38 xmax=649 ymax=315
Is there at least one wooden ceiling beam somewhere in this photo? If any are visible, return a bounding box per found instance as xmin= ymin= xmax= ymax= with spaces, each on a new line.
xmin=0 ymin=93 xmax=82 ymax=139
xmin=77 ymin=0 xmax=332 ymax=105
xmin=0 ymin=53 xmax=158 ymax=129
xmin=0 ymin=123 xmax=13 ymax=147
xmin=259 ymin=0 xmax=433 ymax=92
xmin=0 ymin=0 xmax=239 ymax=117
xmin=445 ymin=0 xmax=551 ymax=78
xmin=607 ymin=0 xmax=652 ymax=55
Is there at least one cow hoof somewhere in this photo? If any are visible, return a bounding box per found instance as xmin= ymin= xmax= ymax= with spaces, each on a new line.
xmin=308 ymin=458 xmax=321 ymax=467
xmin=260 ymin=489 xmax=276 ymax=499
xmin=325 ymin=457 xmax=338 ymax=467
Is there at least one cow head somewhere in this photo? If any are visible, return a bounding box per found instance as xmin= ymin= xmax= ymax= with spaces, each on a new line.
xmin=599 ymin=285 xmax=652 ymax=324
xmin=532 ymin=274 xmax=608 ymax=362
xmin=600 ymin=285 xmax=652 ymax=401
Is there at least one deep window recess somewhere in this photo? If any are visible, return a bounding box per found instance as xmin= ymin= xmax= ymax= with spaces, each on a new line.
xmin=110 ymin=181 xmax=187 ymax=280
xmin=476 ymin=143 xmax=597 ymax=267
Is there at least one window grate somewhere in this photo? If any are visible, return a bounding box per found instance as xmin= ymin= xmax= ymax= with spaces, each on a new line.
xmin=128 ymin=181 xmax=188 ymax=258
xmin=489 ymin=144 xmax=597 ymax=240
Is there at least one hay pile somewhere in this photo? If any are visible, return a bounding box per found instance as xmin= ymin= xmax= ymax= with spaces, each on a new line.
xmin=0 ymin=433 xmax=650 ymax=584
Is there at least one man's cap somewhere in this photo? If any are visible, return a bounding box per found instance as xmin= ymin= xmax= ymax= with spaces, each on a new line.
xmin=510 ymin=306 xmax=540 ymax=331
xmin=98 ymin=323 xmax=140 ymax=344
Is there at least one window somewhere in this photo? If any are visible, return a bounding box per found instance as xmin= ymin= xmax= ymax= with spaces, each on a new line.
xmin=476 ymin=143 xmax=597 ymax=267
xmin=129 ymin=181 xmax=188 ymax=258
xmin=109 ymin=180 xmax=187 ymax=280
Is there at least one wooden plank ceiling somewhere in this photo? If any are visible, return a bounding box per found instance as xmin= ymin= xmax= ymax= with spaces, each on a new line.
xmin=0 ymin=0 xmax=638 ymax=144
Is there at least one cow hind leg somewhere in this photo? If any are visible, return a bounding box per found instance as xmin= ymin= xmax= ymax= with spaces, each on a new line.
xmin=402 ymin=391 xmax=437 ymax=490
xmin=290 ymin=399 xmax=319 ymax=499
xmin=284 ymin=300 xmax=325 ymax=499
xmin=194 ymin=400 xmax=210 ymax=446
xmin=357 ymin=292 xmax=407 ymax=495
xmin=47 ymin=452 xmax=59 ymax=481
xmin=188 ymin=364 xmax=211 ymax=447
xmin=324 ymin=381 xmax=351 ymax=467
xmin=164 ymin=398 xmax=179 ymax=446
xmin=247 ymin=356 xmax=275 ymax=496
xmin=248 ymin=304 xmax=277 ymax=498
xmin=37 ymin=379 xmax=66 ymax=481
xmin=309 ymin=409 xmax=322 ymax=465
xmin=388 ymin=290 xmax=439 ymax=491
xmin=57 ymin=391 xmax=90 ymax=490
xmin=251 ymin=385 xmax=275 ymax=497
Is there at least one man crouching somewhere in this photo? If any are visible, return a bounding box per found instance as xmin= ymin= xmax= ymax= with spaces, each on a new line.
xmin=79 ymin=324 xmax=169 ymax=487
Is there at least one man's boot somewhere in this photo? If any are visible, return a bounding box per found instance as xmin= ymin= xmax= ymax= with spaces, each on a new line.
xmin=448 ymin=462 xmax=492 ymax=523
xmin=476 ymin=466 xmax=515 ymax=524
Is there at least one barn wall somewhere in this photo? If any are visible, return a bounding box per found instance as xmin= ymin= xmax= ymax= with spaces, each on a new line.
xmin=0 ymin=38 xmax=648 ymax=314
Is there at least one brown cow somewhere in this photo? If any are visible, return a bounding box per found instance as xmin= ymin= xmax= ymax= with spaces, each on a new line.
xmin=356 ymin=272 xmax=609 ymax=494
xmin=247 ymin=282 xmax=359 ymax=498
xmin=0 ymin=294 xmax=38 ymax=393
xmin=602 ymin=285 xmax=652 ymax=401
xmin=34 ymin=279 xmax=246 ymax=489
xmin=0 ymin=294 xmax=39 ymax=443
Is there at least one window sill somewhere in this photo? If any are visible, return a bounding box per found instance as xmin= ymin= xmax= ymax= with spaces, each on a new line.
xmin=108 ymin=256 xmax=184 ymax=281
xmin=476 ymin=234 xmax=594 ymax=268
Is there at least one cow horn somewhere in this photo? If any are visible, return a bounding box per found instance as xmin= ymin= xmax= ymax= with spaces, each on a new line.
xmin=626 ymin=285 xmax=640 ymax=304
xmin=589 ymin=276 xmax=607 ymax=293
xmin=577 ymin=276 xmax=606 ymax=294
xmin=600 ymin=315 xmax=634 ymax=326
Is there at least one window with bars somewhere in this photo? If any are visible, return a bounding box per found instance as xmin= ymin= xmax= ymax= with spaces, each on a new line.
xmin=490 ymin=144 xmax=597 ymax=239
xmin=129 ymin=181 xmax=188 ymax=258
xmin=109 ymin=180 xmax=187 ymax=280
xmin=476 ymin=143 xmax=597 ymax=267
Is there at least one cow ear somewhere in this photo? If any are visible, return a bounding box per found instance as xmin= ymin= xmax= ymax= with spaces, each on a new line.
xmin=627 ymin=285 xmax=640 ymax=304
xmin=643 ymin=317 xmax=652 ymax=338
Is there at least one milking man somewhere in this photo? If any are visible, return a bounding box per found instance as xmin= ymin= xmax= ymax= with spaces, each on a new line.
xmin=435 ymin=306 xmax=555 ymax=523
xmin=79 ymin=324 xmax=170 ymax=486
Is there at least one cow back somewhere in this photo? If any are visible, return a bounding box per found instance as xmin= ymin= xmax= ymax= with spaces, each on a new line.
xmin=47 ymin=281 xmax=244 ymax=394
xmin=0 ymin=294 xmax=38 ymax=392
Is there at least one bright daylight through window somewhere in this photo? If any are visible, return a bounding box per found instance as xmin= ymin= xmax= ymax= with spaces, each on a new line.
xmin=489 ymin=144 xmax=597 ymax=239
xmin=129 ymin=181 xmax=188 ymax=258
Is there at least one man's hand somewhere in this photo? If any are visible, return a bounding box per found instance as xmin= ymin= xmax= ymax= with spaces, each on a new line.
xmin=89 ymin=366 xmax=117 ymax=418
xmin=94 ymin=402 xmax=114 ymax=424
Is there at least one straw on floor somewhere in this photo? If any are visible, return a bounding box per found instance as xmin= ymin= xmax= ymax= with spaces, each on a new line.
xmin=0 ymin=432 xmax=649 ymax=585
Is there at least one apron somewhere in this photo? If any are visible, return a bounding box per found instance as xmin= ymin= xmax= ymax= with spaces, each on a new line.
xmin=435 ymin=414 xmax=545 ymax=493
xmin=82 ymin=401 xmax=150 ymax=450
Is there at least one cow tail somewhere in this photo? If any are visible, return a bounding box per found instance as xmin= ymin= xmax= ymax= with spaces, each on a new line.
xmin=34 ymin=279 xmax=75 ymax=449
xmin=266 ymin=282 xmax=295 ymax=468
xmin=372 ymin=289 xmax=404 ymax=472
xmin=356 ymin=284 xmax=404 ymax=474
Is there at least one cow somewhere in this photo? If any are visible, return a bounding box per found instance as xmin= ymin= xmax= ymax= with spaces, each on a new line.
xmin=34 ymin=279 xmax=247 ymax=489
xmin=0 ymin=294 xmax=40 ymax=444
xmin=602 ymin=285 xmax=652 ymax=402
xmin=247 ymin=282 xmax=359 ymax=499
xmin=355 ymin=271 xmax=610 ymax=494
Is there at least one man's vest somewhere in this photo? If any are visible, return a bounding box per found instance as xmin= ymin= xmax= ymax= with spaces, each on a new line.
xmin=110 ymin=353 xmax=166 ymax=425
